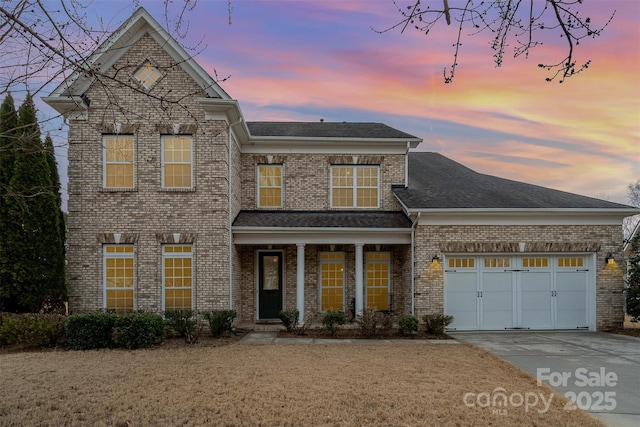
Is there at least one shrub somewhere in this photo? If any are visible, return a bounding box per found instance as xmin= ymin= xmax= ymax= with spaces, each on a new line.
xmin=163 ymin=310 xmax=200 ymax=343
xmin=278 ymin=309 xmax=299 ymax=332
xmin=422 ymin=314 xmax=454 ymax=336
xmin=65 ymin=312 xmax=116 ymax=350
xmin=356 ymin=310 xmax=392 ymax=336
xmin=0 ymin=313 xmax=66 ymax=348
xmin=322 ymin=311 xmax=346 ymax=336
xmin=398 ymin=315 xmax=419 ymax=334
xmin=113 ymin=312 xmax=164 ymax=349
xmin=203 ymin=309 xmax=236 ymax=337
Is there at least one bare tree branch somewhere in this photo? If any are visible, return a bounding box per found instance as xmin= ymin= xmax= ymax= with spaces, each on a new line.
xmin=376 ymin=0 xmax=615 ymax=83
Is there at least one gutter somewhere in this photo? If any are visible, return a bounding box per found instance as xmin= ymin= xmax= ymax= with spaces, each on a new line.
xmin=228 ymin=116 xmax=243 ymax=309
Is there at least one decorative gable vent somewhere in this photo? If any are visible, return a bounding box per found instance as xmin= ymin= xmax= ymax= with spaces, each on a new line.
xmin=133 ymin=62 xmax=162 ymax=90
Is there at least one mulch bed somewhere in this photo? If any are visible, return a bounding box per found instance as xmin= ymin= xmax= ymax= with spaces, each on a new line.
xmin=277 ymin=327 xmax=452 ymax=340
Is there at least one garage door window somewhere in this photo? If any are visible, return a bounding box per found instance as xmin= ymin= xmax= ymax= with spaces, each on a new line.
xmin=448 ymin=257 xmax=475 ymax=269
xmin=522 ymin=257 xmax=549 ymax=268
xmin=557 ymin=257 xmax=585 ymax=268
xmin=484 ymin=257 xmax=510 ymax=268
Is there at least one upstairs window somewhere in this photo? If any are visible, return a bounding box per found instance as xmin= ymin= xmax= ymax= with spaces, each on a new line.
xmin=162 ymin=136 xmax=193 ymax=189
xmin=134 ymin=63 xmax=162 ymax=90
xmin=330 ymin=165 xmax=379 ymax=208
xmin=103 ymin=135 xmax=134 ymax=189
xmin=257 ymin=165 xmax=283 ymax=208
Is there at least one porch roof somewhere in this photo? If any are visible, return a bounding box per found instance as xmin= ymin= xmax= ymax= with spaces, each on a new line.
xmin=232 ymin=210 xmax=413 ymax=245
xmin=233 ymin=210 xmax=413 ymax=228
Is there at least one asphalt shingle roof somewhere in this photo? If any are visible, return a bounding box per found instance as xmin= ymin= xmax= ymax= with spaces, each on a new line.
xmin=393 ymin=152 xmax=633 ymax=210
xmin=232 ymin=211 xmax=413 ymax=229
xmin=247 ymin=122 xmax=419 ymax=139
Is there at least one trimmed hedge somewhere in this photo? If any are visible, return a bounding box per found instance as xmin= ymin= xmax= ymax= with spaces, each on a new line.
xmin=65 ymin=312 xmax=165 ymax=350
xmin=113 ymin=313 xmax=164 ymax=349
xmin=65 ymin=312 xmax=116 ymax=350
xmin=0 ymin=313 xmax=66 ymax=348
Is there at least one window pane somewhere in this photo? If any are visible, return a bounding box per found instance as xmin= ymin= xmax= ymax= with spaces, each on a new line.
xmin=258 ymin=165 xmax=282 ymax=207
xmin=163 ymin=137 xmax=192 ymax=188
xmin=331 ymin=166 xmax=379 ymax=208
xmin=332 ymin=188 xmax=353 ymax=207
xmin=104 ymin=136 xmax=134 ymax=189
xmin=320 ymin=253 xmax=344 ymax=311
xmin=366 ymin=253 xmax=390 ymax=311
xmin=163 ymin=245 xmax=193 ymax=310
xmin=104 ymin=245 xmax=135 ymax=312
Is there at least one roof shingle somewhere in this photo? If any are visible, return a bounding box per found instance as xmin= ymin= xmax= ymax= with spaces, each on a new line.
xmin=393 ymin=152 xmax=634 ymax=210
xmin=233 ymin=210 xmax=413 ymax=229
xmin=247 ymin=122 xmax=419 ymax=139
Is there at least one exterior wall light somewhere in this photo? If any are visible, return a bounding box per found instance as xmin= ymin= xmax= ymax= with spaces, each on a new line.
xmin=605 ymin=253 xmax=615 ymax=266
xmin=432 ymin=254 xmax=440 ymax=264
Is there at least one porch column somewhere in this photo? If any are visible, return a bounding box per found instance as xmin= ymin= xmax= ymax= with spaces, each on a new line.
xmin=355 ymin=243 xmax=364 ymax=316
xmin=296 ymin=243 xmax=305 ymax=322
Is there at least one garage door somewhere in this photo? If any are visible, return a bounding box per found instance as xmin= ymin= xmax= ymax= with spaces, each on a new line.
xmin=444 ymin=255 xmax=592 ymax=330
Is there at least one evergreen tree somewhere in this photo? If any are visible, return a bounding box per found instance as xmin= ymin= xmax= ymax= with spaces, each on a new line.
xmin=0 ymin=94 xmax=66 ymax=312
xmin=0 ymin=94 xmax=19 ymax=310
xmin=0 ymin=93 xmax=18 ymax=195
xmin=44 ymin=133 xmax=67 ymax=258
xmin=626 ymin=231 xmax=640 ymax=320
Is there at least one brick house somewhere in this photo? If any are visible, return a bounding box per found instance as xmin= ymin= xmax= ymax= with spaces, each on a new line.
xmin=44 ymin=8 xmax=638 ymax=330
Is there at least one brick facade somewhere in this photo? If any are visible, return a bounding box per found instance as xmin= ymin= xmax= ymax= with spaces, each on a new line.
xmin=65 ymin=33 xmax=233 ymax=313
xmin=52 ymin=9 xmax=630 ymax=331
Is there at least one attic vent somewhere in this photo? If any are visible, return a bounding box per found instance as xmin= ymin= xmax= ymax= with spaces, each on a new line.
xmin=133 ymin=62 xmax=162 ymax=90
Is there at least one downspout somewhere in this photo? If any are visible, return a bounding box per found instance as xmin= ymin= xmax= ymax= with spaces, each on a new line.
xmin=228 ymin=116 xmax=243 ymax=309
xmin=411 ymin=212 xmax=420 ymax=316
xmin=405 ymin=141 xmax=410 ymax=186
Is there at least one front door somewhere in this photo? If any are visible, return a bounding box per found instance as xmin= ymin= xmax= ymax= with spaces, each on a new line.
xmin=258 ymin=252 xmax=283 ymax=319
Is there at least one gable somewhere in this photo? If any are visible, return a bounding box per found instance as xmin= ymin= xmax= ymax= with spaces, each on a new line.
xmin=44 ymin=7 xmax=229 ymax=118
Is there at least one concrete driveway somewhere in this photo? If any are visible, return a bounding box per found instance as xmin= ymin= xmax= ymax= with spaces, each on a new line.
xmin=451 ymin=331 xmax=640 ymax=427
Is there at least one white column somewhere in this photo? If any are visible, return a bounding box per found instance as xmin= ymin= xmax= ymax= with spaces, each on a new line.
xmin=355 ymin=243 xmax=364 ymax=316
xmin=296 ymin=243 xmax=305 ymax=323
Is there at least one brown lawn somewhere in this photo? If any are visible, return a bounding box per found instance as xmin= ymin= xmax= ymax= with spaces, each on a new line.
xmin=0 ymin=342 xmax=603 ymax=427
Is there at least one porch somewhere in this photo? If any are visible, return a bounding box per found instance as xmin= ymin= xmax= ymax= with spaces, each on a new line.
xmin=231 ymin=210 xmax=414 ymax=323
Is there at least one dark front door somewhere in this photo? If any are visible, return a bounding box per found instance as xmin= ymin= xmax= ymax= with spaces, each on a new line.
xmin=258 ymin=252 xmax=283 ymax=319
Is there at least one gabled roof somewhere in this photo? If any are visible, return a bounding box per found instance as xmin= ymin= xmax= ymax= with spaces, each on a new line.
xmin=233 ymin=210 xmax=412 ymax=229
xmin=45 ymin=7 xmax=229 ymax=104
xmin=394 ymin=152 xmax=639 ymax=212
xmin=247 ymin=122 xmax=419 ymax=140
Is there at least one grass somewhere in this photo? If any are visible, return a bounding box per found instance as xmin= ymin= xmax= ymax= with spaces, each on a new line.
xmin=0 ymin=341 xmax=603 ymax=426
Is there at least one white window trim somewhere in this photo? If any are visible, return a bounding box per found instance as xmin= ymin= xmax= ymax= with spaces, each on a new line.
xmin=103 ymin=245 xmax=135 ymax=311
xmin=133 ymin=62 xmax=163 ymax=90
xmin=330 ymin=165 xmax=380 ymax=208
xmin=365 ymin=252 xmax=391 ymax=311
xmin=102 ymin=135 xmax=135 ymax=189
xmin=161 ymin=135 xmax=194 ymax=190
xmin=162 ymin=244 xmax=194 ymax=312
xmin=256 ymin=164 xmax=284 ymax=208
xmin=319 ymin=252 xmax=346 ymax=312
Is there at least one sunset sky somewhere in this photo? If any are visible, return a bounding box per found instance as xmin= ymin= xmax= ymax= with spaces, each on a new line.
xmin=41 ymin=0 xmax=640 ymax=207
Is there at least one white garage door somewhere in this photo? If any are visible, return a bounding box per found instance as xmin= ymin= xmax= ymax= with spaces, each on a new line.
xmin=444 ymin=255 xmax=592 ymax=330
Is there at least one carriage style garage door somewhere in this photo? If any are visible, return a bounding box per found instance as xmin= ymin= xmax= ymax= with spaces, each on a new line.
xmin=444 ymin=255 xmax=594 ymax=330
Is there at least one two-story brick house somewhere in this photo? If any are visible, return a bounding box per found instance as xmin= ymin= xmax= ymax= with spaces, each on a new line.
xmin=44 ymin=8 xmax=637 ymax=330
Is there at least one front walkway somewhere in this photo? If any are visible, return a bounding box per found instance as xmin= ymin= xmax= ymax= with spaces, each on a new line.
xmin=239 ymin=330 xmax=460 ymax=345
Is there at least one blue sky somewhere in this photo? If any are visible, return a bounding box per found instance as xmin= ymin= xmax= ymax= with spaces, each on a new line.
xmin=34 ymin=0 xmax=640 ymax=208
